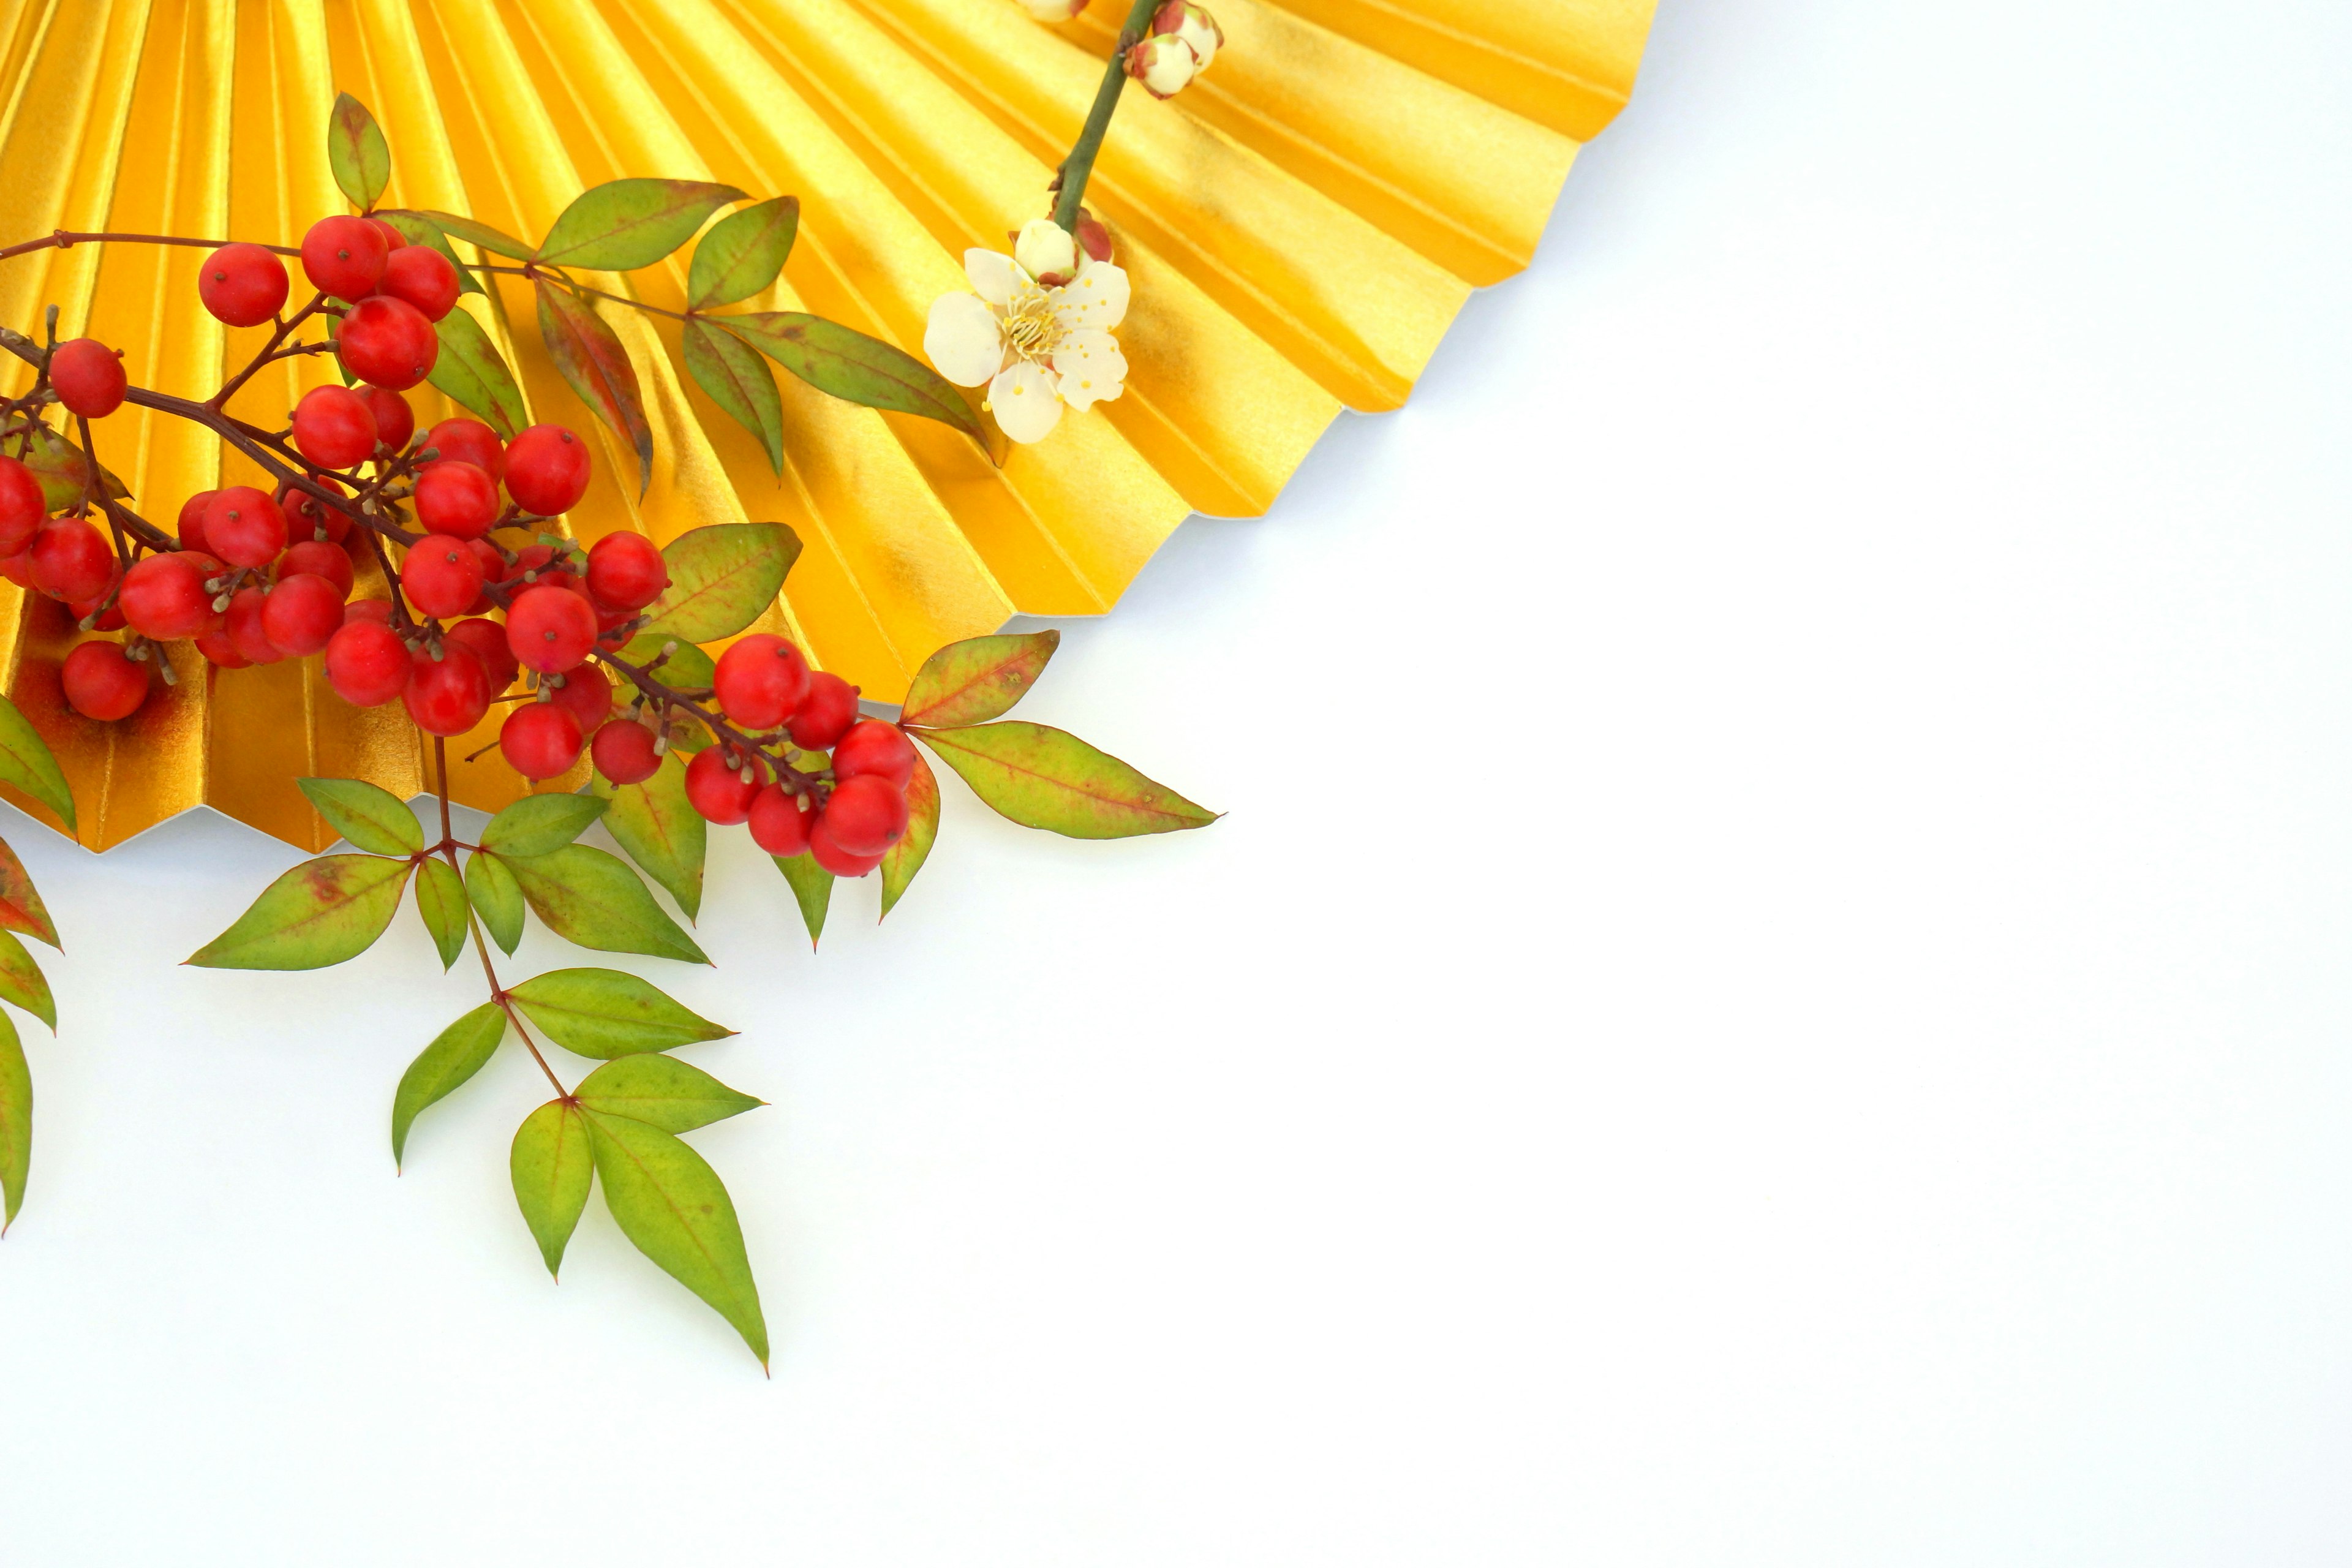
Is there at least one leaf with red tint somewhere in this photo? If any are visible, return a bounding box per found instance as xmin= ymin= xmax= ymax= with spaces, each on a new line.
xmin=879 ymin=748 xmax=939 ymax=921
xmin=918 ymin=722 xmax=1217 ymax=840
xmin=536 ymin=280 xmax=653 ymax=496
xmin=900 ymin=630 xmax=1060 ymax=729
xmin=0 ymin=836 xmax=58 ymax=948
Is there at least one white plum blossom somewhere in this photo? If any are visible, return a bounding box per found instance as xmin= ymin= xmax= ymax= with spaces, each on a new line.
xmin=1125 ymin=34 xmax=1199 ymax=99
xmin=924 ymin=233 xmax=1129 ymax=445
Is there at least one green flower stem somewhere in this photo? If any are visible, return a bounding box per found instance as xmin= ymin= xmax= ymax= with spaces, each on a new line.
xmin=1052 ymin=0 xmax=1163 ymax=233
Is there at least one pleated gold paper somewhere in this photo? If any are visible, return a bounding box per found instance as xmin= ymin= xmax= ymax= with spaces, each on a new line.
xmin=0 ymin=0 xmax=1653 ymax=849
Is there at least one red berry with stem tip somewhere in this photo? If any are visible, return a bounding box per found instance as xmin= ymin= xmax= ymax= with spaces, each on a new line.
xmin=292 ymin=384 xmax=377 ymax=470
xmin=378 ymin=246 xmax=460 ymax=322
xmin=69 ymin=592 xmax=125 ymax=631
xmin=808 ymin=812 xmax=884 ymax=878
xmin=279 ymin=539 xmax=354 ymax=599
xmin=829 ymin=718 xmax=916 ymax=790
xmin=276 ymin=477 xmax=349 ymax=546
xmin=424 ymin=417 xmax=504 ymax=483
xmin=344 ymin=598 xmax=394 ymax=627
xmin=747 ymin=783 xmax=815 ymax=856
xmin=500 ymin=701 xmax=584 ymax=780
xmin=206 ymin=485 xmax=286 ymax=567
xmin=50 ymin=338 xmax=126 ymax=418
xmin=262 ymin=573 xmax=347 ymax=656
xmin=361 ymin=386 xmax=413 ymax=453
xmin=786 ymin=671 xmax=860 ymax=751
xmin=60 ymin=641 xmax=147 ymax=721
xmin=443 ymin=616 xmax=519 ymax=691
xmin=684 ymin=744 xmax=762 ymax=824
xmin=503 ymin=424 xmax=590 ymax=516
xmin=413 ymin=461 xmax=499 ymax=540
xmin=590 ymin=718 xmax=661 ymax=785
xmin=584 ymin=531 xmax=667 ymax=611
xmin=505 ymin=582 xmax=597 ymax=673
xmin=118 ymin=552 xmax=223 ymax=640
xmin=325 ymin=619 xmax=407 ymax=705
xmin=0 ymin=549 xmax=34 ymax=587
xmin=28 ymin=518 xmax=115 ymax=603
xmin=821 ymin=772 xmax=911 ymax=856
xmin=195 ymin=627 xmax=247 ymax=668
xmin=225 ymin=586 xmax=282 ymax=665
xmin=547 ymin=661 xmax=611 ymax=738
xmin=368 ymin=217 xmax=406 ymax=255
xmin=401 ymin=534 xmax=484 ymax=620
xmin=175 ymin=491 xmax=215 ymax=554
xmin=0 ymin=455 xmax=45 ymax=555
xmin=301 ymin=214 xmax=388 ymax=303
xmin=461 ymin=539 xmax=503 ymax=616
xmin=198 ymin=243 xmax=288 ymax=328
xmin=713 ymin=633 xmax=810 ymax=730
xmin=403 ymin=643 xmax=491 ymax=736
xmin=336 ymin=293 xmax=437 ymax=390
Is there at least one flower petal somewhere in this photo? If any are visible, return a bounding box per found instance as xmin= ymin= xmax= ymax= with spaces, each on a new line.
xmin=924 ymin=292 xmax=1006 ymax=388
xmin=1052 ymin=258 xmax=1129 ymax=334
xmin=964 ymin=249 xmax=1025 ymax=309
xmin=1051 ymin=328 xmax=1129 ymax=412
xmin=989 ymin=361 xmax=1063 ymax=444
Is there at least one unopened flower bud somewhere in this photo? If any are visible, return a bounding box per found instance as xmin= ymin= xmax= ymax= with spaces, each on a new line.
xmin=1013 ymin=219 xmax=1079 ymax=286
xmin=1152 ymin=0 xmax=1223 ymax=71
xmin=1018 ymin=0 xmax=1087 ymax=19
xmin=1073 ymin=207 xmax=1114 ymax=264
xmin=1125 ymin=34 xmax=1200 ymax=99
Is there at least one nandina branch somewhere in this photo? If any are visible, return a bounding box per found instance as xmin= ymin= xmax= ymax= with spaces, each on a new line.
xmin=434 ymin=736 xmax=567 ymax=1100
xmin=0 ymin=229 xmax=302 ymax=265
xmin=472 ymin=263 xmax=693 ymax=325
xmin=1052 ymin=0 xmax=1163 ymax=232
xmin=594 ymin=645 xmax=826 ymax=801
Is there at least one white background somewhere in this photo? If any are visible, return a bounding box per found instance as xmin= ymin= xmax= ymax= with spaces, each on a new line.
xmin=4 ymin=0 xmax=2351 ymax=1561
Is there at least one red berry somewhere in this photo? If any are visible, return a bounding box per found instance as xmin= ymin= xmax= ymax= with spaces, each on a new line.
xmin=500 ymin=701 xmax=583 ymax=780
xmin=362 ymin=386 xmax=414 ymax=453
xmin=301 ymin=214 xmax=388 ymax=303
xmin=277 ymin=479 xmax=349 ymax=546
xmin=344 ymin=597 xmax=394 ymax=626
xmin=401 ymin=533 xmax=484 ymax=619
xmin=262 ymin=573 xmax=346 ymax=656
xmin=829 ymin=718 xmax=916 ymax=790
xmin=713 ymin=633 xmax=810 ymax=729
xmin=324 ymin=619 xmax=408 ymax=705
xmin=413 ymin=461 xmax=499 ymax=540
xmin=0 ymin=455 xmax=46 ymax=555
xmin=591 ymin=718 xmax=662 ymax=785
xmin=403 ymin=643 xmax=491 ymax=736
xmin=195 ymin=628 xmax=247 ymax=668
xmin=808 ymin=812 xmax=884 ymax=878
xmin=443 ymin=616 xmax=519 ymax=691
xmin=584 ymin=532 xmax=667 ymax=611
xmin=60 ymin=641 xmax=146 ymax=721
xmin=225 ymin=586 xmax=282 ymax=665
xmin=279 ymin=539 xmax=354 ymax=599
xmin=369 ymin=217 xmax=406 ymax=254
xmin=424 ymin=418 xmax=505 ymax=483
xmin=206 ymin=485 xmax=286 ymax=567
xmin=70 ymin=593 xmax=126 ymax=632
xmin=787 ymin=671 xmax=860 ymax=750
xmin=337 ymin=293 xmax=437 ymax=390
xmin=505 ymin=582 xmax=597 ymax=673
xmin=684 ymin=744 xmax=761 ymax=824
xmin=503 ymin=424 xmax=590 ymax=516
xmin=292 ymin=384 xmax=377 ymax=470
xmin=747 ymin=783 xmax=815 ymax=856
xmin=821 ymin=773 xmax=911 ymax=856
xmin=175 ymin=491 xmax=214 ymax=554
xmin=546 ymin=662 xmax=611 ymax=737
xmin=462 ymin=539 xmax=503 ymax=615
xmin=118 ymin=552 xmax=222 ymax=640
xmin=378 ymin=245 xmax=460 ymax=322
xmin=28 ymin=518 xmax=115 ymax=603
xmin=0 ymin=550 xmax=32 ymax=587
xmin=49 ymin=339 xmax=126 ymax=418
xmin=198 ymin=243 xmax=288 ymax=328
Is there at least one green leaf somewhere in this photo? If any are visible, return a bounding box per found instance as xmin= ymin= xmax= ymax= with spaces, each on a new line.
xmin=479 ymin=792 xmax=608 ymax=858
xmin=426 ymin=308 xmax=527 ymax=440
xmin=298 ymin=777 xmax=424 ymax=856
xmin=466 ymin=850 xmax=524 ymax=957
xmin=511 ymin=1099 xmax=594 ymax=1278
xmin=719 ymin=311 xmax=987 ymax=451
xmin=537 ymin=281 xmax=652 ymax=498
xmin=918 ymin=722 xmax=1218 ymax=839
xmin=0 ymin=692 xmax=74 ymax=832
xmin=19 ymin=421 xmax=129 ymax=510
xmin=0 ymin=1010 xmax=24 ymax=1232
xmin=372 ymin=209 xmax=485 ymax=295
xmin=186 ymin=854 xmax=413 ymax=969
xmin=507 ymin=967 xmax=733 ymax=1060
xmin=639 ymin=522 xmax=801 ymax=644
xmin=593 ymin=752 xmax=705 ymax=920
xmin=391 ymin=1000 xmax=507 ymax=1167
xmin=687 ymin=195 xmax=798 ymax=310
xmin=417 ymin=209 xmax=535 ymax=261
xmin=880 ymin=747 xmax=940 ymax=922
xmin=682 ymin=317 xmax=783 ymax=475
xmin=772 ymin=853 xmax=831 ymax=949
xmin=900 ymin=630 xmax=1061 ymax=729
xmin=535 ymin=178 xmax=746 ymax=273
xmin=577 ymin=1054 xmax=761 ymax=1134
xmin=584 ymin=1109 xmax=767 ymax=1366
xmin=503 ymin=843 xmax=709 ymax=964
xmin=615 ymin=631 xmax=715 ymax=690
xmin=0 ymin=834 xmax=59 ymax=947
xmin=414 ymin=856 xmax=469 ymax=971
xmin=0 ymin=926 xmax=53 ymax=1031
xmin=326 ymin=92 xmax=392 ymax=211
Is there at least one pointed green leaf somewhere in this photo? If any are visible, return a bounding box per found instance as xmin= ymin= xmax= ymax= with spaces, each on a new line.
xmin=593 ymin=752 xmax=705 ymax=919
xmin=639 ymin=522 xmax=801 ymax=644
xmin=372 ymin=209 xmax=484 ymax=295
xmin=614 ymin=632 xmax=715 ymax=690
xmin=718 ymin=311 xmax=987 ymax=451
xmin=0 ymin=691 xmax=76 ymax=832
xmin=585 ymin=1108 xmax=767 ymax=1365
xmin=186 ymin=854 xmax=413 ymax=969
xmin=326 ymin=92 xmax=392 ymax=211
xmin=19 ymin=421 xmax=129 ymax=510
xmin=414 ymin=856 xmax=469 ymax=971
xmin=773 ymin=853 xmax=831 ymax=949
xmin=298 ymin=777 xmax=424 ymax=856
xmin=0 ymin=834 xmax=59 ymax=947
xmin=479 ymin=792 xmax=608 ymax=858
xmin=900 ymin=630 xmax=1061 ymax=729
xmin=879 ymin=748 xmax=940 ymax=922
xmin=391 ymin=1000 xmax=507 ymax=1166
xmin=0 ymin=1011 xmax=24 ymax=1231
xmin=688 ymin=195 xmax=799 ymax=311
xmin=417 ymin=209 xmax=535 ymax=261
xmin=535 ymin=178 xmax=746 ymax=273
xmin=918 ymin=722 xmax=1217 ymax=839
xmin=507 ymin=967 xmax=732 ymax=1059
xmin=682 ymin=317 xmax=783 ymax=475
xmin=503 ymin=843 xmax=708 ymax=963
xmin=0 ymin=926 xmax=53 ymax=1031
xmin=511 ymin=1099 xmax=594 ymax=1278
xmin=577 ymin=1054 xmax=761 ymax=1134
xmin=537 ymin=281 xmax=652 ymax=498
xmin=427 ymin=308 xmax=527 ymax=440
xmin=466 ymin=850 xmax=524 ymax=956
